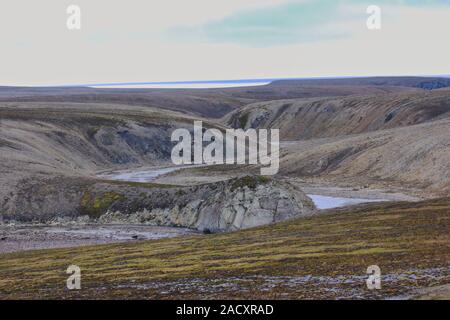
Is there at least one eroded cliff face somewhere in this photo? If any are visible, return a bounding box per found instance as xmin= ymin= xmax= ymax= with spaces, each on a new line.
xmin=2 ymin=176 xmax=315 ymax=232
xmin=224 ymin=90 xmax=450 ymax=140
xmin=96 ymin=176 xmax=315 ymax=232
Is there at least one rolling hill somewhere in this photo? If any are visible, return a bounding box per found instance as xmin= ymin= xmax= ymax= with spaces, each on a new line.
xmin=0 ymin=76 xmax=433 ymax=118
xmin=225 ymin=90 xmax=450 ymax=140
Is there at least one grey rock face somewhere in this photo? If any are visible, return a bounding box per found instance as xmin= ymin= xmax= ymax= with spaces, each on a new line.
xmin=94 ymin=176 xmax=316 ymax=232
xmin=2 ymin=175 xmax=315 ymax=232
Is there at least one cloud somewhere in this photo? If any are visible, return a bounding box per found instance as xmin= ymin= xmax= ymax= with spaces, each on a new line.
xmin=167 ymin=0 xmax=450 ymax=46
xmin=167 ymin=1 xmax=341 ymax=46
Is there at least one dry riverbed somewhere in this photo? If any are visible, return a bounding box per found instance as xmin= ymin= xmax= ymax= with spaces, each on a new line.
xmin=0 ymin=224 xmax=198 ymax=254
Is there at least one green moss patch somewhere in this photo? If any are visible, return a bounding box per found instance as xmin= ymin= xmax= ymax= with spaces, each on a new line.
xmin=230 ymin=175 xmax=271 ymax=191
xmin=79 ymin=191 xmax=124 ymax=218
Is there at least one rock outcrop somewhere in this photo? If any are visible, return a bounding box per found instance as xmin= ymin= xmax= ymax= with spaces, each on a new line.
xmin=95 ymin=176 xmax=315 ymax=232
xmin=2 ymin=175 xmax=316 ymax=232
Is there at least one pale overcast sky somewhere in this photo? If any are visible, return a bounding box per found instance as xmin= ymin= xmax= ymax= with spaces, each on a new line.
xmin=1 ymin=0 xmax=450 ymax=86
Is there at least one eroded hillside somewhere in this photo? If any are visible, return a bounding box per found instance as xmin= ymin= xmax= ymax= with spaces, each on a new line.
xmin=278 ymin=119 xmax=450 ymax=196
xmin=0 ymin=103 xmax=316 ymax=227
xmin=225 ymin=90 xmax=450 ymax=140
xmin=0 ymin=102 xmax=215 ymax=222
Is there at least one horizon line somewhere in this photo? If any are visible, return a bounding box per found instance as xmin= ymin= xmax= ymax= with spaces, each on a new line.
xmin=4 ymin=74 xmax=450 ymax=89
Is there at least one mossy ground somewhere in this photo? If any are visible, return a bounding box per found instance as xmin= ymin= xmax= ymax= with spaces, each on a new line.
xmin=79 ymin=191 xmax=124 ymax=218
xmin=230 ymin=175 xmax=271 ymax=191
xmin=0 ymin=198 xmax=448 ymax=299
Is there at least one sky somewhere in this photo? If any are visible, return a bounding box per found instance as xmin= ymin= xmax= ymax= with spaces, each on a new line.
xmin=1 ymin=0 xmax=450 ymax=87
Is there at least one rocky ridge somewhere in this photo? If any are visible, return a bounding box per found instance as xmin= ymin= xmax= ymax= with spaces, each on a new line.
xmin=2 ymin=176 xmax=315 ymax=233
xmin=95 ymin=176 xmax=315 ymax=232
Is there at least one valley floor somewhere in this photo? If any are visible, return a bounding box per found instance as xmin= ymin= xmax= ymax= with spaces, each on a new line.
xmin=0 ymin=224 xmax=198 ymax=254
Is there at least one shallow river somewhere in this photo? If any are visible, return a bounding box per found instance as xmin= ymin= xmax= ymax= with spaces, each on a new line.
xmin=100 ymin=166 xmax=387 ymax=210
xmin=307 ymin=194 xmax=385 ymax=209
